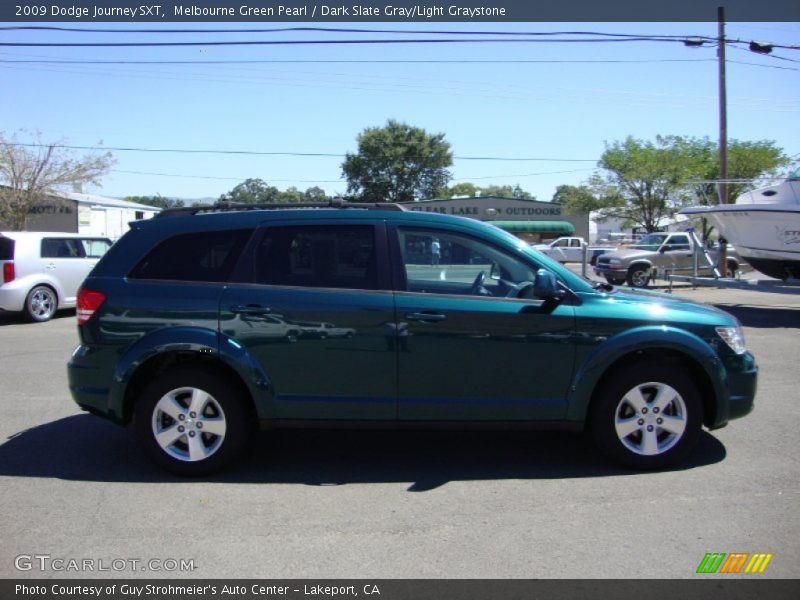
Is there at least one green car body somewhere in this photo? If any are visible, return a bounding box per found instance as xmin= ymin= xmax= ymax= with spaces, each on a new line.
xmin=67 ymin=207 xmax=757 ymax=474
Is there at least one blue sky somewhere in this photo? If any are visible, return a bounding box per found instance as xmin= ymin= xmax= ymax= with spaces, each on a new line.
xmin=1 ymin=21 xmax=798 ymax=201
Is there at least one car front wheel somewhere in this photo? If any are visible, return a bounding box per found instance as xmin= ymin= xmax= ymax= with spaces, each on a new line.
xmin=589 ymin=363 xmax=702 ymax=469
xmin=626 ymin=265 xmax=650 ymax=288
xmin=135 ymin=367 xmax=251 ymax=475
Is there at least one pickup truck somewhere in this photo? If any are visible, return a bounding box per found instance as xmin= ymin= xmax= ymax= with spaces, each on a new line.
xmin=533 ymin=236 xmax=614 ymax=264
xmin=593 ymin=231 xmax=739 ymax=288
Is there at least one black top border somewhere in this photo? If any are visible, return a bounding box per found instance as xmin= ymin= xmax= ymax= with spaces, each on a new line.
xmin=2 ymin=1 xmax=799 ymax=22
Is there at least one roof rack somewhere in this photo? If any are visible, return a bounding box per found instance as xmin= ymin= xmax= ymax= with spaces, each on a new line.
xmin=155 ymin=199 xmax=407 ymax=218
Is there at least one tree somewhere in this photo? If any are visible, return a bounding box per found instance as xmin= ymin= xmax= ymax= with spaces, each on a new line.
xmin=342 ymin=120 xmax=453 ymax=202
xmin=552 ymin=182 xmax=619 ymax=215
xmin=303 ymin=186 xmax=328 ymax=201
xmin=219 ymin=178 xmax=279 ymax=204
xmin=442 ymin=182 xmax=536 ymax=200
xmin=691 ymin=138 xmax=789 ymax=205
xmin=0 ymin=131 xmax=114 ymax=230
xmin=124 ymin=194 xmax=183 ymax=210
xmin=589 ymin=136 xmax=704 ymax=233
xmin=443 ymin=182 xmax=479 ymax=198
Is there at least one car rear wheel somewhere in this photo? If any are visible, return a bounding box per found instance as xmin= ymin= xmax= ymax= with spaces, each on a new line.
xmin=589 ymin=363 xmax=702 ymax=469
xmin=24 ymin=285 xmax=57 ymax=322
xmin=135 ymin=367 xmax=251 ymax=475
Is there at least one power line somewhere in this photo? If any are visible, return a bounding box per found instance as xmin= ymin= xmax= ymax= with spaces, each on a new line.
xmin=3 ymin=26 xmax=797 ymax=51
xmin=0 ymin=58 xmax=718 ymax=65
xmin=0 ymin=37 xmax=699 ymax=48
xmin=110 ymin=167 xmax=595 ymax=183
xmin=9 ymin=143 xmax=598 ymax=163
xmin=0 ymin=26 xmax=722 ymax=39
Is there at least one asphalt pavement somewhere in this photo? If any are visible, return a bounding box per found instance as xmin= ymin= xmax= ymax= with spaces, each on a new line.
xmin=0 ymin=282 xmax=798 ymax=579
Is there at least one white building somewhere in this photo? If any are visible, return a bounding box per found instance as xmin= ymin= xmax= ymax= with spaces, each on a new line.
xmin=6 ymin=190 xmax=161 ymax=240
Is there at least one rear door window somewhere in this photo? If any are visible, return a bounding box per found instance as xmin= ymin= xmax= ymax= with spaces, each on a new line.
xmin=129 ymin=229 xmax=253 ymax=282
xmin=241 ymin=225 xmax=380 ymax=290
xmin=41 ymin=238 xmax=86 ymax=259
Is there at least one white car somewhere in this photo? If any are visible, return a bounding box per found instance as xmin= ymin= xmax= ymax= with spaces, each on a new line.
xmin=0 ymin=232 xmax=112 ymax=322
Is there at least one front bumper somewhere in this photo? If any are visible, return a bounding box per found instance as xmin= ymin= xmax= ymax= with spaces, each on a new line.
xmin=0 ymin=284 xmax=27 ymax=312
xmin=594 ymin=264 xmax=627 ymax=278
xmin=710 ymin=351 xmax=758 ymax=428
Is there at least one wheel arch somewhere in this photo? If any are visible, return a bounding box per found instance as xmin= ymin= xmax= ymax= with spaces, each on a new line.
xmin=109 ymin=327 xmax=273 ymax=425
xmin=566 ymin=326 xmax=726 ymax=428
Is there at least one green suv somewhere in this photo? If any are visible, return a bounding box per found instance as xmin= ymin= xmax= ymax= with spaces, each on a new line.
xmin=67 ymin=202 xmax=757 ymax=474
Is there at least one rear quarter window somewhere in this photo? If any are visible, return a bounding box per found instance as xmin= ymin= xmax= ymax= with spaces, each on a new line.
xmin=0 ymin=237 xmax=13 ymax=260
xmin=128 ymin=229 xmax=253 ymax=282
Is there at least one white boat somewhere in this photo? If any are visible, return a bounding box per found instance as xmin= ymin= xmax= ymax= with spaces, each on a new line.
xmin=682 ymin=168 xmax=800 ymax=280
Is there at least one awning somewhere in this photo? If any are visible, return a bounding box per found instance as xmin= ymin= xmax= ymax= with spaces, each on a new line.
xmin=490 ymin=220 xmax=575 ymax=234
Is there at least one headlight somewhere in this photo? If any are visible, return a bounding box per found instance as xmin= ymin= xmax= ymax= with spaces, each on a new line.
xmin=716 ymin=326 xmax=746 ymax=354
xmin=608 ymin=259 xmax=621 ymax=265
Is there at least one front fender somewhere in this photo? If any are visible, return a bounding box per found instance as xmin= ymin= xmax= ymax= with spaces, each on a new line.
xmin=565 ymin=325 xmax=726 ymax=422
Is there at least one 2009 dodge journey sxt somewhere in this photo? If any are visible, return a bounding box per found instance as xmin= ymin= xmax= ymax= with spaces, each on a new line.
xmin=67 ymin=201 xmax=757 ymax=475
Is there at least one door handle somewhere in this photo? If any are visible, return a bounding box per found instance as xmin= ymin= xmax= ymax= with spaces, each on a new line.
xmin=45 ymin=262 xmax=56 ymax=270
xmin=405 ymin=311 xmax=446 ymax=323
xmin=231 ymin=304 xmax=272 ymax=315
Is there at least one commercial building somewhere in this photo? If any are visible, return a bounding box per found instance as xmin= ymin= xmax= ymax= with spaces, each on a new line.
xmin=1 ymin=190 xmax=160 ymax=240
xmin=402 ymin=196 xmax=588 ymax=243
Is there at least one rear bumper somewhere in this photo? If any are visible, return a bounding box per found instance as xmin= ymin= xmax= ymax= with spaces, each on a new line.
xmin=67 ymin=344 xmax=125 ymax=425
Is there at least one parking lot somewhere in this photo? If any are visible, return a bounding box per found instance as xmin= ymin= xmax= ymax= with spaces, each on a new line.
xmin=1 ymin=284 xmax=798 ymax=579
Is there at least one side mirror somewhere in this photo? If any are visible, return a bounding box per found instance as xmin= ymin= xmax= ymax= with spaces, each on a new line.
xmin=659 ymin=245 xmax=669 ymax=254
xmin=533 ymin=269 xmax=562 ymax=300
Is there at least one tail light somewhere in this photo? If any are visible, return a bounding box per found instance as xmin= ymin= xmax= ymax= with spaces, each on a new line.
xmin=76 ymin=288 xmax=106 ymax=325
xmin=2 ymin=262 xmax=13 ymax=283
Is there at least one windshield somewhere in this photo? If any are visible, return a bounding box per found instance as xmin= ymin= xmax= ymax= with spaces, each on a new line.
xmin=632 ymin=233 xmax=668 ymax=250
xmin=789 ymin=166 xmax=800 ymax=181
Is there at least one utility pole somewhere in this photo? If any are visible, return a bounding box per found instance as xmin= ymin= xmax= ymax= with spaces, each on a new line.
xmin=717 ymin=6 xmax=728 ymax=205
xmin=717 ymin=5 xmax=729 ymax=274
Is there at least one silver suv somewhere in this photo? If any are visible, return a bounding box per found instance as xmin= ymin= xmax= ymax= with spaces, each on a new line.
xmin=0 ymin=232 xmax=112 ymax=321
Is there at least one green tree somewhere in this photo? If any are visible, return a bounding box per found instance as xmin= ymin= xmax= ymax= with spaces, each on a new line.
xmin=124 ymin=194 xmax=183 ymax=210
xmin=443 ymin=182 xmax=479 ymax=198
xmin=303 ymin=186 xmax=328 ymax=201
xmin=590 ymin=136 xmax=704 ymax=233
xmin=443 ymin=182 xmax=536 ymax=200
xmin=0 ymin=130 xmax=114 ymax=230
xmin=479 ymin=184 xmax=535 ymax=199
xmin=275 ymin=186 xmax=306 ymax=203
xmin=219 ymin=178 xmax=279 ymax=204
xmin=552 ymin=182 xmax=619 ymax=215
xmin=691 ymin=138 xmax=789 ymax=205
xmin=342 ymin=120 xmax=453 ymax=202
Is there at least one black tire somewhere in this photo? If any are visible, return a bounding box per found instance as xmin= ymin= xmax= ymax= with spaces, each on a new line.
xmin=589 ymin=363 xmax=703 ymax=470
xmin=135 ymin=366 xmax=251 ymax=475
xmin=24 ymin=285 xmax=58 ymax=322
xmin=285 ymin=331 xmax=299 ymax=343
xmin=605 ymin=275 xmax=624 ymax=286
xmin=626 ymin=264 xmax=650 ymax=288
xmin=725 ymin=260 xmax=738 ymax=279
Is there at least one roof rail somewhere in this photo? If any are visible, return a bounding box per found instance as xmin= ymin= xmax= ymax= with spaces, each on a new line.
xmin=155 ymin=199 xmax=407 ymax=218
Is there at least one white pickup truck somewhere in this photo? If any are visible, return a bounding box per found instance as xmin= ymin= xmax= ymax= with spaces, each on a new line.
xmin=533 ymin=236 xmax=614 ymax=264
